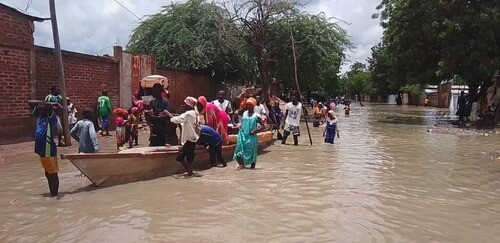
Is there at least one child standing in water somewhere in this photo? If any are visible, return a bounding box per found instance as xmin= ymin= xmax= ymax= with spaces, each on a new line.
xmin=323 ymin=110 xmax=339 ymax=144
xmin=33 ymin=102 xmax=59 ymax=196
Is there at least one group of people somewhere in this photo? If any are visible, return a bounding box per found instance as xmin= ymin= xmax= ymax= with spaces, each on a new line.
xmin=33 ymin=82 xmax=344 ymax=196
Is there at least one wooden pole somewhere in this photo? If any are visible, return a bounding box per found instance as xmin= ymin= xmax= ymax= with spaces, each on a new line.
xmin=49 ymin=0 xmax=71 ymax=146
xmin=290 ymin=28 xmax=313 ymax=145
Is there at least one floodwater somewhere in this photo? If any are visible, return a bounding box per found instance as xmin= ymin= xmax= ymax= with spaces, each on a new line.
xmin=1 ymin=104 xmax=499 ymax=242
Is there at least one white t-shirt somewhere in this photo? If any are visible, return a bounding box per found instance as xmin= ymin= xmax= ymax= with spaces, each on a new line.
xmin=212 ymin=99 xmax=232 ymax=113
xmin=170 ymin=110 xmax=200 ymax=143
xmin=285 ymin=102 xmax=302 ymax=126
xmin=254 ymin=104 xmax=267 ymax=117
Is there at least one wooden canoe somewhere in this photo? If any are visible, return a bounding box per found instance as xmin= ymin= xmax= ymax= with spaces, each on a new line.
xmin=61 ymin=131 xmax=274 ymax=187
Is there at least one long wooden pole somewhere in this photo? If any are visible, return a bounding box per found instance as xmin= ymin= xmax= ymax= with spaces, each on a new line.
xmin=49 ymin=0 xmax=71 ymax=146
xmin=290 ymin=28 xmax=313 ymax=145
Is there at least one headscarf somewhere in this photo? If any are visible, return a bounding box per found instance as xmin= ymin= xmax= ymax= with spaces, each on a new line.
xmin=197 ymin=96 xmax=208 ymax=107
xmin=113 ymin=108 xmax=127 ymax=116
xmin=327 ymin=110 xmax=337 ymax=123
xmin=246 ymin=97 xmax=257 ymax=107
xmin=184 ymin=96 xmax=197 ymax=108
xmin=131 ymin=107 xmax=139 ymax=114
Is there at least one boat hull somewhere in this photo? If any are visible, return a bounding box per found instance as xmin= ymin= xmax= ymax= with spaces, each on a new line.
xmin=61 ymin=132 xmax=274 ymax=187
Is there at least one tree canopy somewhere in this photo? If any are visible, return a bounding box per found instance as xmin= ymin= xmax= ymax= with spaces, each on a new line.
xmin=127 ymin=0 xmax=253 ymax=83
xmin=341 ymin=62 xmax=372 ymax=97
xmin=127 ymin=0 xmax=351 ymax=98
xmin=270 ymin=13 xmax=351 ymax=96
xmin=373 ymin=0 xmax=500 ymax=101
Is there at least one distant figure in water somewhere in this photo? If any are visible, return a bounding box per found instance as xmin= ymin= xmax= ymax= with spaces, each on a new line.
xmin=457 ymin=91 xmax=468 ymax=123
xmin=234 ymin=98 xmax=265 ymax=170
xmin=396 ymin=94 xmax=403 ymax=105
xmin=424 ymin=97 xmax=430 ymax=107
xmin=323 ymin=110 xmax=339 ymax=144
xmin=344 ymin=104 xmax=350 ymax=116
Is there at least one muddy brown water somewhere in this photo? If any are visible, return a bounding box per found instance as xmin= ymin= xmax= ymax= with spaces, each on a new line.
xmin=1 ymin=104 xmax=499 ymax=242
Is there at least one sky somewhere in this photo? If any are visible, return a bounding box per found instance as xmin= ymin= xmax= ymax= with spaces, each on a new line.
xmin=2 ymin=0 xmax=383 ymax=73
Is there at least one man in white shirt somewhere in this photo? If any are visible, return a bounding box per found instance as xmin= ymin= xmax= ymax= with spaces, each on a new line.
xmin=168 ymin=96 xmax=199 ymax=177
xmin=281 ymin=93 xmax=307 ymax=145
xmin=254 ymin=95 xmax=267 ymax=118
xmin=212 ymin=90 xmax=233 ymax=114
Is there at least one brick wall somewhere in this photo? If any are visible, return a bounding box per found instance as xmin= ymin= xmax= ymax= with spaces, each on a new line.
xmin=0 ymin=5 xmax=34 ymax=49
xmin=0 ymin=5 xmax=35 ymax=140
xmin=157 ymin=68 xmax=215 ymax=109
xmin=35 ymin=46 xmax=120 ymax=114
xmin=0 ymin=3 xmax=215 ymax=143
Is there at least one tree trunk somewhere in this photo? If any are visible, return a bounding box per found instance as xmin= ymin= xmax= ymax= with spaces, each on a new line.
xmin=258 ymin=55 xmax=270 ymax=103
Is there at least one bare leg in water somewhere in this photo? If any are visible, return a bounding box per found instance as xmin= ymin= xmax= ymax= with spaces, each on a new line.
xmin=237 ymin=156 xmax=245 ymax=170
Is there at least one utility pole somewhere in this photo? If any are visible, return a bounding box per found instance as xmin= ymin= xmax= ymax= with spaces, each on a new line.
xmin=49 ymin=0 xmax=71 ymax=146
xmin=290 ymin=27 xmax=313 ymax=145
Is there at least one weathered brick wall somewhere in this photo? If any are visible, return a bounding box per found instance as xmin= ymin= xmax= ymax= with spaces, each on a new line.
xmin=35 ymin=46 xmax=120 ymax=114
xmin=156 ymin=68 xmax=215 ymax=109
xmin=0 ymin=6 xmax=35 ymax=140
xmin=0 ymin=5 xmax=34 ymax=49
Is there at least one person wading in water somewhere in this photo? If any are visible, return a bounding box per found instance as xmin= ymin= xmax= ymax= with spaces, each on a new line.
xmin=281 ymin=93 xmax=307 ymax=146
xmin=234 ymin=98 xmax=265 ymax=170
xmin=168 ymin=97 xmax=200 ymax=177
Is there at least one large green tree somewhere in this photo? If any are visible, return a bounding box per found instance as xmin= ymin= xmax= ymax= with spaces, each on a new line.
xmin=217 ymin=0 xmax=300 ymax=101
xmin=374 ymin=0 xmax=500 ymax=102
xmin=269 ymin=13 xmax=351 ymax=96
xmin=127 ymin=0 xmax=253 ymax=83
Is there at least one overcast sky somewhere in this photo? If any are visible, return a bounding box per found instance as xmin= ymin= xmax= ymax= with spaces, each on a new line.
xmin=2 ymin=0 xmax=383 ymax=73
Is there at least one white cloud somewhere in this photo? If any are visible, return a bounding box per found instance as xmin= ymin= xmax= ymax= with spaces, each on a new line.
xmin=2 ymin=0 xmax=383 ymax=72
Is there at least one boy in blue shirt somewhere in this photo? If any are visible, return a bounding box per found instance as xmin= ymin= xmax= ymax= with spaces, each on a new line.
xmin=197 ymin=125 xmax=227 ymax=167
xmin=33 ymin=102 xmax=60 ymax=196
xmin=70 ymin=108 xmax=99 ymax=153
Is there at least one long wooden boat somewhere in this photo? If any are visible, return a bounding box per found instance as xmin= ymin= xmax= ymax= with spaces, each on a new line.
xmin=61 ymin=132 xmax=274 ymax=187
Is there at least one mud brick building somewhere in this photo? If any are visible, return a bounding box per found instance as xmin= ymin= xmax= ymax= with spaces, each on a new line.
xmin=0 ymin=3 xmax=215 ymax=144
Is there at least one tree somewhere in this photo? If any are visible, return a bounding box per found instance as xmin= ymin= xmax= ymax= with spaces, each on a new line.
xmin=367 ymin=43 xmax=399 ymax=95
xmin=375 ymin=0 xmax=500 ymax=102
xmin=127 ymin=0 xmax=253 ymax=83
xmin=342 ymin=62 xmax=373 ymax=97
xmin=218 ymin=0 xmax=300 ymax=101
xmin=269 ymin=12 xmax=351 ymax=96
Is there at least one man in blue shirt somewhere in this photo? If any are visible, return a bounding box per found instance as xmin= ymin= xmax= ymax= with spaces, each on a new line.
xmin=197 ymin=125 xmax=227 ymax=167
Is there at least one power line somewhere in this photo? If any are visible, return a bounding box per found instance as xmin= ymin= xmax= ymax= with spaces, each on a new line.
xmin=94 ymin=43 xmax=115 ymax=55
xmin=113 ymin=0 xmax=142 ymax=22
xmin=25 ymin=0 xmax=35 ymax=11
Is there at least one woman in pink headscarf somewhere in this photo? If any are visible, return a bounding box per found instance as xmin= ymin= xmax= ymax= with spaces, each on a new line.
xmin=197 ymin=96 xmax=229 ymax=145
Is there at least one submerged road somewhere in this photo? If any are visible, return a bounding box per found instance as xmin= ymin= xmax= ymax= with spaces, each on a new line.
xmin=1 ymin=104 xmax=499 ymax=242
